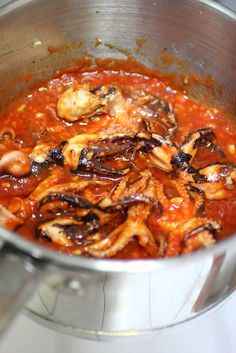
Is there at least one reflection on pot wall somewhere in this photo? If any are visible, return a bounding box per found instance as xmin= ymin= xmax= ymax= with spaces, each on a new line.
xmin=25 ymin=248 xmax=236 ymax=341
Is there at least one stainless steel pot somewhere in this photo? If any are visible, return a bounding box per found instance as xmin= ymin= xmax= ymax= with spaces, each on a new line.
xmin=0 ymin=0 xmax=235 ymax=342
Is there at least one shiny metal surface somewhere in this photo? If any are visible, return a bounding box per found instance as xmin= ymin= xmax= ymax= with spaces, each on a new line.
xmin=0 ymin=248 xmax=42 ymax=335
xmin=0 ymin=0 xmax=236 ymax=341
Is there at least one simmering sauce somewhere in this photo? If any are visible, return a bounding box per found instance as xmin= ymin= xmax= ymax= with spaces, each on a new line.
xmin=0 ymin=61 xmax=235 ymax=258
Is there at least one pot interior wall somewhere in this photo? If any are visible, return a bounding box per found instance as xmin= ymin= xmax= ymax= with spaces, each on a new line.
xmin=0 ymin=0 xmax=235 ymax=115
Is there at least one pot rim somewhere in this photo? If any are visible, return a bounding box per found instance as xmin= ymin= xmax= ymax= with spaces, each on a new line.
xmin=1 ymin=222 xmax=236 ymax=273
xmin=200 ymin=0 xmax=236 ymax=19
xmin=1 ymin=0 xmax=235 ymax=19
xmin=0 ymin=0 xmax=235 ymax=273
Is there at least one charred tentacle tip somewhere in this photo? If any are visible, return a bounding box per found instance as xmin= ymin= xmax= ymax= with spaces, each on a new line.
xmin=193 ymin=162 xmax=235 ymax=183
xmin=39 ymin=193 xmax=94 ymax=209
xmin=76 ymin=148 xmax=130 ymax=178
xmin=171 ymin=152 xmax=192 ymax=171
xmin=36 ymin=215 xmax=100 ymax=246
xmin=96 ymin=195 xmax=163 ymax=214
xmin=182 ymin=128 xmax=216 ymax=149
xmin=138 ymin=96 xmax=178 ymax=137
xmin=48 ymin=141 xmax=68 ymax=165
xmin=56 ymin=216 xmax=100 ymax=244
xmin=183 ymin=220 xmax=221 ymax=243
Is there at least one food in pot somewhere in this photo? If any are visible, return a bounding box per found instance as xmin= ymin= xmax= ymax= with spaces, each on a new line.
xmin=0 ymin=62 xmax=235 ymax=259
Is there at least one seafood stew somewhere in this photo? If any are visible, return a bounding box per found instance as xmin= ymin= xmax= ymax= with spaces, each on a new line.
xmin=0 ymin=63 xmax=236 ymax=259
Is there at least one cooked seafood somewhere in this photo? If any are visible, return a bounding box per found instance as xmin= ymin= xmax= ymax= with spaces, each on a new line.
xmin=130 ymin=92 xmax=178 ymax=137
xmin=152 ymin=179 xmax=221 ymax=256
xmin=30 ymin=134 xmax=132 ymax=177
xmin=191 ymin=163 xmax=236 ymax=200
xmin=0 ymin=65 xmax=236 ymax=259
xmin=57 ymin=84 xmax=119 ymax=122
xmin=0 ymin=151 xmax=31 ymax=176
xmin=57 ymin=83 xmax=177 ymax=136
xmin=0 ymin=204 xmax=22 ymax=230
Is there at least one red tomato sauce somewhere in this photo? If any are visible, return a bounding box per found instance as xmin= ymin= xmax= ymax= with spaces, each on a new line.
xmin=0 ymin=63 xmax=236 ymax=259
